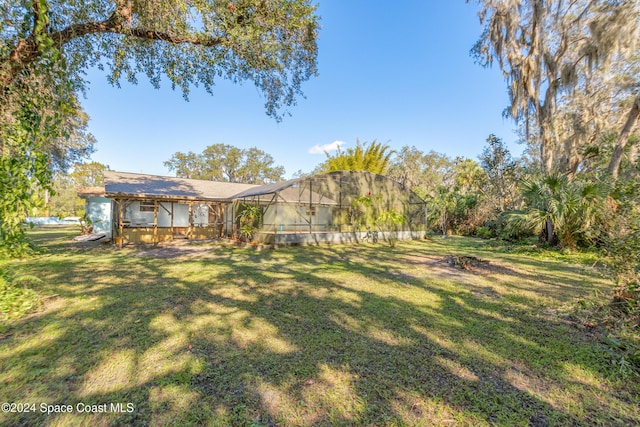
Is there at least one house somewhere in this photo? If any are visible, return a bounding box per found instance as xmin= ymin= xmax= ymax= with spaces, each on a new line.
xmin=79 ymin=171 xmax=258 ymax=245
xmin=79 ymin=170 xmax=427 ymax=246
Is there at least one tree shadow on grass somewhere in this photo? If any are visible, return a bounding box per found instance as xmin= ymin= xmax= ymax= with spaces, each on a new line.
xmin=1 ymin=239 xmax=638 ymax=426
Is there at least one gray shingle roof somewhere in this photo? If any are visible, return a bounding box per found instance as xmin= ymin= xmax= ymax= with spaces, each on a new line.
xmin=230 ymin=177 xmax=301 ymax=199
xmin=77 ymin=186 xmax=106 ymax=198
xmin=104 ymin=171 xmax=259 ymax=201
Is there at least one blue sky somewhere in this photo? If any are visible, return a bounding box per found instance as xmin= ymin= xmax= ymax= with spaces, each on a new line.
xmin=80 ymin=1 xmax=521 ymax=179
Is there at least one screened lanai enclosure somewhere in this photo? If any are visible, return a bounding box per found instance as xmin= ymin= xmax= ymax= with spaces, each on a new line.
xmin=231 ymin=171 xmax=427 ymax=244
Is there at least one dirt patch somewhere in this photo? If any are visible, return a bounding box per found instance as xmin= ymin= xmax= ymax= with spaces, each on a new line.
xmin=442 ymin=255 xmax=488 ymax=270
xmin=132 ymin=239 xmax=222 ymax=259
xmin=130 ymin=239 xmax=272 ymax=259
xmin=135 ymin=246 xmax=214 ymax=259
xmin=470 ymin=287 xmax=503 ymax=299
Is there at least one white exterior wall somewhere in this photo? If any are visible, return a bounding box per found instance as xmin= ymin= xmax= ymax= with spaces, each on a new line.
xmin=263 ymin=204 xmax=334 ymax=232
xmin=86 ymin=197 xmax=113 ymax=237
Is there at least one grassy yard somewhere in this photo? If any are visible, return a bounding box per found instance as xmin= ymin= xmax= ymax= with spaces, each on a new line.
xmin=0 ymin=227 xmax=638 ymax=426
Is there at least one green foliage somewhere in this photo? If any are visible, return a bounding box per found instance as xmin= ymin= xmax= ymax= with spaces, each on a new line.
xmin=317 ymin=140 xmax=394 ymax=174
xmin=474 ymin=226 xmax=493 ymax=239
xmin=165 ymin=144 xmax=285 ymax=183
xmin=606 ymin=227 xmax=640 ymax=289
xmin=349 ymin=194 xmax=407 ymax=247
xmin=387 ymin=146 xmax=453 ymax=199
xmin=601 ymin=180 xmax=640 ymax=343
xmin=80 ymin=212 xmax=93 ymax=235
xmin=46 ymin=162 xmax=110 ymax=217
xmin=0 ymin=106 xmax=55 ymax=257
xmin=605 ymin=180 xmax=640 ymax=285
xmin=375 ymin=209 xmax=406 ymax=229
xmin=603 ymin=335 xmax=640 ymax=378
xmin=349 ymin=194 xmax=381 ymax=229
xmin=502 ymin=174 xmax=610 ymax=249
xmin=426 ymin=186 xmax=482 ymax=237
xmin=426 ymin=186 xmax=457 ymax=236
xmin=375 ymin=208 xmax=406 ymax=247
xmin=236 ymin=204 xmax=262 ymax=242
xmin=47 ymin=174 xmax=81 ymax=218
xmin=71 ymin=162 xmax=109 ymax=187
xmin=1 ymin=1 xmax=98 ymax=256
xmin=478 ymin=134 xmax=523 ymax=212
xmin=0 ymin=275 xmax=42 ymax=324
xmin=2 ymin=0 xmax=319 ymax=121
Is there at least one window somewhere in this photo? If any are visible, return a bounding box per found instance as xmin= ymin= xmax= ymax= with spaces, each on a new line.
xmin=139 ymin=201 xmax=155 ymax=212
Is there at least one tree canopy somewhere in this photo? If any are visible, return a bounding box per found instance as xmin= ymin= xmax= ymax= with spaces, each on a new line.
xmin=471 ymin=0 xmax=640 ymax=176
xmin=1 ymin=0 xmax=319 ymax=120
xmin=165 ymin=143 xmax=285 ymax=184
xmin=47 ymin=162 xmax=110 ymax=217
xmin=387 ymin=146 xmax=452 ymax=199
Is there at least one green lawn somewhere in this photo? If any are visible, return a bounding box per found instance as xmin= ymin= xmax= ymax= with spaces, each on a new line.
xmin=0 ymin=228 xmax=638 ymax=426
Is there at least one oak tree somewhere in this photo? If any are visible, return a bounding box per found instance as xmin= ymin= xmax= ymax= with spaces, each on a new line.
xmin=165 ymin=143 xmax=285 ymax=184
xmin=471 ymin=0 xmax=639 ymax=175
xmin=1 ymin=0 xmax=319 ymax=119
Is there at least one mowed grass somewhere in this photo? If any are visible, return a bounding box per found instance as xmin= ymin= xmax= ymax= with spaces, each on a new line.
xmin=0 ymin=227 xmax=638 ymax=426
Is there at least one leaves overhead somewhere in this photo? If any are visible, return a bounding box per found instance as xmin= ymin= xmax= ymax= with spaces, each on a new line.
xmin=1 ymin=0 xmax=320 ymax=120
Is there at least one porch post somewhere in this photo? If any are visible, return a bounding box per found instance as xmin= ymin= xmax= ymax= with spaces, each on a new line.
xmin=309 ymin=179 xmax=312 ymax=234
xmin=153 ymin=200 xmax=158 ymax=245
xmin=339 ymin=177 xmax=343 ymax=232
xmin=188 ymin=202 xmax=194 ymax=240
xmin=170 ymin=203 xmax=174 ymax=239
xmin=118 ymin=199 xmax=124 ymax=248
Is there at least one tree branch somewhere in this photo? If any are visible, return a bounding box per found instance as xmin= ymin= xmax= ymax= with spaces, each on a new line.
xmin=608 ymin=94 xmax=640 ymax=180
xmin=125 ymin=28 xmax=225 ymax=47
xmin=1 ymin=4 xmax=226 ymax=91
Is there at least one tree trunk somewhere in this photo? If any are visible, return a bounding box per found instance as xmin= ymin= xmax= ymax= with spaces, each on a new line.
xmin=629 ymin=141 xmax=638 ymax=165
xmin=441 ymin=211 xmax=447 ymax=237
xmin=608 ymin=94 xmax=640 ymax=180
xmin=545 ymin=217 xmax=557 ymax=246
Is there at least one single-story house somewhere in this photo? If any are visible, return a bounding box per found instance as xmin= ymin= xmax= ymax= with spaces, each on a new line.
xmin=79 ymin=170 xmax=427 ymax=246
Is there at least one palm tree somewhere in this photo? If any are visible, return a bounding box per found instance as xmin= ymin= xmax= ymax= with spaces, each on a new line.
xmin=502 ymin=174 xmax=609 ymax=248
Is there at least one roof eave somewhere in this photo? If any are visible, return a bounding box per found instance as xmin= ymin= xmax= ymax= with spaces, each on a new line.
xmin=104 ymin=192 xmax=232 ymax=202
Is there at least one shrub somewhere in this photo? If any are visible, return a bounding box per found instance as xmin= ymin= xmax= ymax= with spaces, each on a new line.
xmin=236 ymin=204 xmax=262 ymax=242
xmin=375 ymin=209 xmax=406 ymax=247
xmin=474 ymin=226 xmax=493 ymax=239
xmin=501 ymin=175 xmax=610 ymax=249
